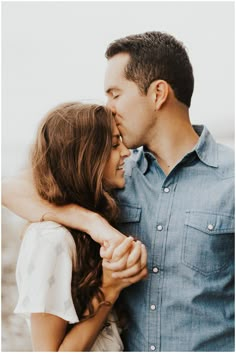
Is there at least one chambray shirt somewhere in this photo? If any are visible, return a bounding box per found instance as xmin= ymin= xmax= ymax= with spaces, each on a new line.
xmin=115 ymin=125 xmax=234 ymax=352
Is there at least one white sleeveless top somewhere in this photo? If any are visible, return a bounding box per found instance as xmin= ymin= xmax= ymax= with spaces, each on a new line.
xmin=14 ymin=221 xmax=123 ymax=351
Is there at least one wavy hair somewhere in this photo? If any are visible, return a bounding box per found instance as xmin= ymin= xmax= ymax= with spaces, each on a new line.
xmin=31 ymin=102 xmax=119 ymax=320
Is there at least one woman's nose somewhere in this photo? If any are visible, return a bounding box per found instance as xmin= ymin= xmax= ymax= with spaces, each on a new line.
xmin=121 ymin=143 xmax=131 ymax=158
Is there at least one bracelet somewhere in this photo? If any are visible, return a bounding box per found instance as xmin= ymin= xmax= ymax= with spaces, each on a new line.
xmin=80 ymin=300 xmax=113 ymax=323
xmin=39 ymin=212 xmax=56 ymax=222
xmin=99 ymin=300 xmax=113 ymax=308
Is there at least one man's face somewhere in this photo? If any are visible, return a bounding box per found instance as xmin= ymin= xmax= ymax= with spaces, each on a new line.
xmin=104 ymin=53 xmax=156 ymax=149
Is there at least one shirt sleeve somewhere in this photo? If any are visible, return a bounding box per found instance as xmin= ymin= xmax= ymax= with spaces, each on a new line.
xmin=14 ymin=221 xmax=79 ymax=324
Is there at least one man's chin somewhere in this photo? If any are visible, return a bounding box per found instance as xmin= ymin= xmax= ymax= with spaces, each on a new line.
xmin=123 ymin=138 xmax=135 ymax=150
xmin=123 ymin=136 xmax=142 ymax=150
xmin=127 ymin=142 xmax=142 ymax=150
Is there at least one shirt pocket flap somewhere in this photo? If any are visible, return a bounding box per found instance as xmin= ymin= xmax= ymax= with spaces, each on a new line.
xmin=185 ymin=211 xmax=235 ymax=235
xmin=118 ymin=204 xmax=141 ymax=223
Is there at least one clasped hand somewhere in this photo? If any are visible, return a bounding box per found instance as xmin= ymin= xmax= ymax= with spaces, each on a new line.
xmin=100 ymin=236 xmax=148 ymax=292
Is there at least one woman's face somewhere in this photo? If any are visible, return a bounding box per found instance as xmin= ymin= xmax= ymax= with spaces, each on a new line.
xmin=103 ymin=122 xmax=131 ymax=189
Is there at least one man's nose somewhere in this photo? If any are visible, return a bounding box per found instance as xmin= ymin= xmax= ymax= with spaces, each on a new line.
xmin=106 ymin=98 xmax=116 ymax=114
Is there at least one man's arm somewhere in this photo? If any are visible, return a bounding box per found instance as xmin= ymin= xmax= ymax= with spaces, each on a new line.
xmin=2 ymin=170 xmax=147 ymax=278
xmin=2 ymin=170 xmax=124 ymax=245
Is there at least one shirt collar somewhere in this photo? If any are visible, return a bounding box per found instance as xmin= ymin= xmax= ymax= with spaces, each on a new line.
xmin=136 ymin=147 xmax=149 ymax=174
xmin=136 ymin=125 xmax=218 ymax=174
xmin=192 ymin=125 xmax=218 ymax=168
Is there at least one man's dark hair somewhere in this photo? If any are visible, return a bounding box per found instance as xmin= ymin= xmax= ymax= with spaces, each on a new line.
xmin=105 ymin=31 xmax=194 ymax=107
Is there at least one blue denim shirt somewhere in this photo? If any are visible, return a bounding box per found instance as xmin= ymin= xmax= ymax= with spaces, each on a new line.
xmin=115 ymin=125 xmax=234 ymax=352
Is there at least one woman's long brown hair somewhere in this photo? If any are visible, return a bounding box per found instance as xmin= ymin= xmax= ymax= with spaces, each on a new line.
xmin=31 ymin=102 xmax=119 ymax=320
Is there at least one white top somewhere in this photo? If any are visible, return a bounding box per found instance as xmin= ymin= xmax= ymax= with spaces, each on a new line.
xmin=14 ymin=221 xmax=123 ymax=352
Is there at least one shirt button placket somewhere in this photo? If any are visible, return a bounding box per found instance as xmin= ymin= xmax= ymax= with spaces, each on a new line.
xmin=153 ymin=267 xmax=159 ymax=273
xmin=151 ymin=186 xmax=170 ymax=351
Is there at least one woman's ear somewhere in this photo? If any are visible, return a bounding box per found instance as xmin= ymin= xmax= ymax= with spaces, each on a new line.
xmin=150 ymin=80 xmax=169 ymax=110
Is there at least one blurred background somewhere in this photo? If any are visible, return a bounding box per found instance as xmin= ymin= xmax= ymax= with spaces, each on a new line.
xmin=2 ymin=1 xmax=234 ymax=351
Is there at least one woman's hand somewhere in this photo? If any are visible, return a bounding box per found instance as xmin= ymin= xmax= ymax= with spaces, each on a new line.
xmin=101 ymin=237 xmax=148 ymax=299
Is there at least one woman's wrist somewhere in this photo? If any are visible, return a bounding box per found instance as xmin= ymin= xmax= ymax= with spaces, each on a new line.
xmin=101 ymin=285 xmax=120 ymax=304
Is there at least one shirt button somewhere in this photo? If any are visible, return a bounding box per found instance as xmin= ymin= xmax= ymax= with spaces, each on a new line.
xmin=164 ymin=187 xmax=170 ymax=193
xmin=150 ymin=345 xmax=156 ymax=351
xmin=157 ymin=225 xmax=163 ymax=231
xmin=208 ymin=224 xmax=214 ymax=231
xmin=153 ymin=267 xmax=159 ymax=273
xmin=150 ymin=304 xmax=156 ymax=310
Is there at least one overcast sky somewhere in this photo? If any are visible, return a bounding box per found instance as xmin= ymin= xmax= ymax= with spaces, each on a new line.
xmin=2 ymin=1 xmax=235 ymax=176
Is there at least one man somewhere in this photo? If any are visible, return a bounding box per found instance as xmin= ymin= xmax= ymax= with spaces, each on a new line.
xmin=3 ymin=32 xmax=234 ymax=351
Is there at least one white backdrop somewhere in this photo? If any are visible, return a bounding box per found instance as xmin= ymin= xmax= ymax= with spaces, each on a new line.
xmin=2 ymin=1 xmax=235 ymax=177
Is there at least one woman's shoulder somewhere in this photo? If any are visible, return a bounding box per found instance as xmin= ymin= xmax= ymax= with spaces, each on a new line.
xmin=22 ymin=221 xmax=76 ymax=257
xmin=15 ymin=221 xmax=79 ymax=324
xmin=25 ymin=221 xmax=73 ymax=240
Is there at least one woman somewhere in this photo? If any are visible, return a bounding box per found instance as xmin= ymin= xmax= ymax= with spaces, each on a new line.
xmin=14 ymin=102 xmax=147 ymax=351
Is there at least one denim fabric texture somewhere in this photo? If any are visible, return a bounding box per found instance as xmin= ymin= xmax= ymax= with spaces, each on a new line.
xmin=115 ymin=125 xmax=235 ymax=352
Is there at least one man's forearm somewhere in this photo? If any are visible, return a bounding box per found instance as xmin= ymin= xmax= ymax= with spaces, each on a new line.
xmin=2 ymin=172 xmax=49 ymax=222
xmin=2 ymin=171 xmax=124 ymax=245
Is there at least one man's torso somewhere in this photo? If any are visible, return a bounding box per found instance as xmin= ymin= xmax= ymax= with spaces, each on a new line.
xmin=115 ymin=126 xmax=234 ymax=352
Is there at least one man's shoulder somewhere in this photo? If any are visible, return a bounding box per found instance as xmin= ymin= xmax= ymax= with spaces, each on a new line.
xmin=216 ymin=143 xmax=234 ymax=179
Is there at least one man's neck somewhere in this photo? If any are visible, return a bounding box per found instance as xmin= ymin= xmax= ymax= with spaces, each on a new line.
xmin=145 ymin=107 xmax=199 ymax=175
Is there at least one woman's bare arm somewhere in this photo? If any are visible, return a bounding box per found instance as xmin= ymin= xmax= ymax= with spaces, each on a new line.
xmin=2 ymin=169 xmax=124 ymax=245
xmin=31 ymin=239 xmax=148 ymax=352
xmin=31 ymin=287 xmax=118 ymax=352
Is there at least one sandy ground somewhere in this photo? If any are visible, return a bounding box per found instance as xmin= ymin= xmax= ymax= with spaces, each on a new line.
xmin=2 ymin=208 xmax=32 ymax=352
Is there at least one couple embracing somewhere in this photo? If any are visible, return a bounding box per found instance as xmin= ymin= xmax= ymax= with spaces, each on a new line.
xmin=3 ymin=31 xmax=234 ymax=352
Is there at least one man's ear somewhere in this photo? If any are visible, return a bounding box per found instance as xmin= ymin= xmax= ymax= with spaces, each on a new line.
xmin=150 ymin=80 xmax=169 ymax=110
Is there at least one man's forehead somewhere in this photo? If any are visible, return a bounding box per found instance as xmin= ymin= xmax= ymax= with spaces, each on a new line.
xmin=104 ymin=74 xmax=123 ymax=94
xmin=105 ymin=53 xmax=130 ymax=75
xmin=104 ymin=54 xmax=129 ymax=91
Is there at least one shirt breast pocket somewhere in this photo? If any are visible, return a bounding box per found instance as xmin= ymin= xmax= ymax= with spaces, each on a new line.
xmin=117 ymin=204 xmax=142 ymax=238
xmin=181 ymin=210 xmax=234 ymax=276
